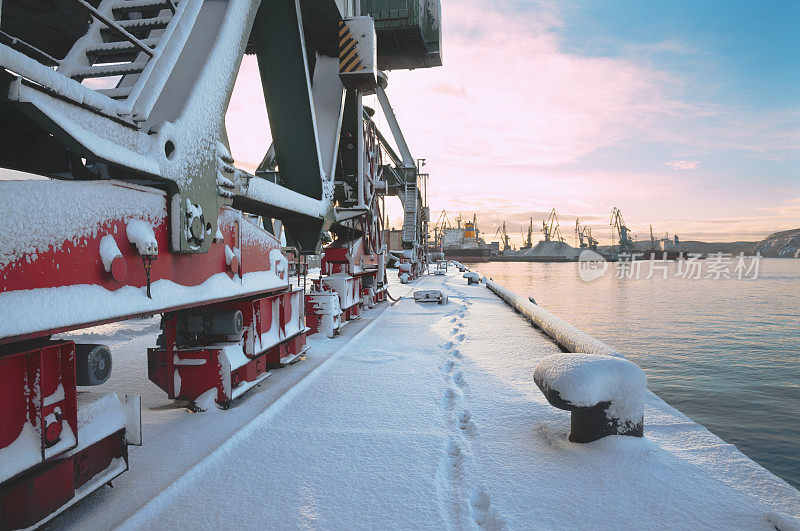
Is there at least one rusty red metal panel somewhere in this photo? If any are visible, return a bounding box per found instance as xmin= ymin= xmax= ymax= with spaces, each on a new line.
xmin=0 ymin=182 xmax=285 ymax=346
xmin=1 ymin=458 xmax=75 ymax=530
xmin=73 ymin=432 xmax=126 ymax=490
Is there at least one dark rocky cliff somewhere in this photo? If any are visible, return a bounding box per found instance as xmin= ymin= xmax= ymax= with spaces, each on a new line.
xmin=753 ymin=228 xmax=800 ymax=258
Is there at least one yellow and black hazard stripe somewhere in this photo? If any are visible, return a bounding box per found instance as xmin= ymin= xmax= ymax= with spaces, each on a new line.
xmin=338 ymin=20 xmax=365 ymax=73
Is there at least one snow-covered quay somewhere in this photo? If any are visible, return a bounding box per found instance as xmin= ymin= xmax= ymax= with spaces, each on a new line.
xmin=51 ymin=269 xmax=800 ymax=530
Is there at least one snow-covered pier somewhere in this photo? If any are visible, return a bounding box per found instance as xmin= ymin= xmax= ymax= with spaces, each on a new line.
xmin=52 ymin=268 xmax=800 ymax=529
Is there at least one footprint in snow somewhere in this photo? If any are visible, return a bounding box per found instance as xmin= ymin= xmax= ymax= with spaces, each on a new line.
xmin=470 ymin=487 xmax=490 ymax=513
xmin=446 ymin=438 xmax=464 ymax=468
xmin=456 ymin=333 xmax=465 ymax=342
xmin=468 ymin=487 xmax=505 ymax=529
xmin=451 ymin=316 xmax=458 ymax=323
xmin=451 ymin=349 xmax=463 ymax=359
xmin=450 ymin=327 xmax=460 ymax=336
xmin=441 ymin=360 xmax=456 ymax=375
xmin=442 ymin=388 xmax=460 ymax=409
xmin=452 ymin=371 xmax=468 ymax=388
xmin=458 ymin=410 xmax=477 ymax=437
xmin=443 ymin=341 xmax=454 ymax=350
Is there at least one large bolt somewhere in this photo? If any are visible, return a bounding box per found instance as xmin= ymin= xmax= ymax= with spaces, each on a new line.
xmin=190 ymin=216 xmax=204 ymax=241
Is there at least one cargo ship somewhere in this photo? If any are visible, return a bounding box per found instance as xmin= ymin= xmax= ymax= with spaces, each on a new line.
xmin=441 ymin=216 xmax=497 ymax=261
xmin=641 ymin=227 xmax=688 ymax=260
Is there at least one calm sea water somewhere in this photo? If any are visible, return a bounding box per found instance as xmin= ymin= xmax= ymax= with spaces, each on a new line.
xmin=474 ymin=258 xmax=800 ymax=490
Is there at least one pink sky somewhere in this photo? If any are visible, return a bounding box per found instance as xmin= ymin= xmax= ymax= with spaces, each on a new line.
xmin=225 ymin=0 xmax=799 ymax=245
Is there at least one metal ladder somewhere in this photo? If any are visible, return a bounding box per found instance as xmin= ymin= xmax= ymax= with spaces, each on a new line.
xmin=57 ymin=0 xmax=178 ymax=101
xmin=402 ymin=181 xmax=418 ymax=245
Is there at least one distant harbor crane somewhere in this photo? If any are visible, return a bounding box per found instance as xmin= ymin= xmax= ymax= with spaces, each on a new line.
xmin=576 ymin=218 xmax=585 ymax=248
xmin=521 ymin=217 xmax=534 ymax=250
xmin=610 ymin=207 xmax=635 ymax=254
xmin=576 ymin=218 xmax=598 ymax=251
xmin=586 ymin=227 xmax=599 ymax=251
xmin=432 ymin=210 xmax=451 ymax=251
xmin=495 ymin=222 xmax=512 ymax=252
xmin=542 ymin=209 xmax=565 ymax=242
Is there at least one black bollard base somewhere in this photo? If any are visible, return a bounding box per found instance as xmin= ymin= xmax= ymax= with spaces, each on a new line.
xmin=569 ymin=402 xmax=643 ymax=443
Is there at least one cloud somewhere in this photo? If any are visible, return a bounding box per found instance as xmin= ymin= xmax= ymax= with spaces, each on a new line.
xmin=665 ymin=160 xmax=701 ymax=170
xmin=221 ymin=0 xmax=798 ymax=243
xmin=383 ymin=0 xmax=679 ymax=168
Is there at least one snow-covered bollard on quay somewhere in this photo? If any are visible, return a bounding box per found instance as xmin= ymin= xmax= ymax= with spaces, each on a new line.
xmin=533 ymin=353 xmax=647 ymax=443
xmin=463 ymin=271 xmax=480 ymax=285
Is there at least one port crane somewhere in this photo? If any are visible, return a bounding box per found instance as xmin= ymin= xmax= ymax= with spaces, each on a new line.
xmin=431 ymin=209 xmax=451 ymax=251
xmin=610 ymin=207 xmax=635 ymax=254
xmin=575 ymin=219 xmax=599 ymax=251
xmin=542 ymin=209 xmax=565 ymax=242
xmin=0 ymin=1 xmax=442 ymax=527
xmin=576 ymin=219 xmax=585 ymax=248
xmin=586 ymin=227 xmax=599 ymax=250
xmin=495 ymin=222 xmax=512 ymax=252
xmin=521 ymin=217 xmax=534 ymax=250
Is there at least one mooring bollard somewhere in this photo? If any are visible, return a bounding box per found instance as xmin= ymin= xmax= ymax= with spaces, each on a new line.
xmin=463 ymin=272 xmax=480 ymax=285
xmin=534 ymin=353 xmax=646 ymax=443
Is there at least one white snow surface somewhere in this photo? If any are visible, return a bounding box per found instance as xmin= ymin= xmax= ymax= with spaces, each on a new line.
xmin=0 ymin=180 xmax=165 ymax=269
xmin=534 ymin=353 xmax=646 ymax=425
xmin=46 ymin=270 xmax=799 ymax=529
xmin=485 ymin=278 xmax=621 ymax=357
xmin=0 ymin=270 xmax=287 ymax=340
xmin=0 ymin=422 xmax=41 ymax=483
xmin=242 ymin=178 xmax=327 ymax=220
xmin=126 ymin=220 xmax=158 ymax=256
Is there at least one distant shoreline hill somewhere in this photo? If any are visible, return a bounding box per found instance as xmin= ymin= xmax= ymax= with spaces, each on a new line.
xmin=592 ymin=229 xmax=800 ymax=257
xmin=597 ymin=240 xmax=758 ymax=256
xmin=753 ymin=228 xmax=800 ymax=258
xmin=668 ymin=240 xmax=758 ymax=256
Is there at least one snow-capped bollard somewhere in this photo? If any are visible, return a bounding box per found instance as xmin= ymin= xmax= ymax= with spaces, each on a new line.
xmin=463 ymin=272 xmax=480 ymax=285
xmin=533 ymin=353 xmax=646 ymax=443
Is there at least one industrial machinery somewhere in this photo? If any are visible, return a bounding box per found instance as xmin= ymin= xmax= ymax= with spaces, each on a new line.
xmin=542 ymin=209 xmax=565 ymax=243
xmin=642 ymin=225 xmax=683 ymax=260
xmin=431 ymin=209 xmax=451 ymax=252
xmin=610 ymin=207 xmax=635 ymax=255
xmin=495 ymin=222 xmax=512 ymax=253
xmin=0 ymin=0 xmax=441 ymax=527
xmin=586 ymin=227 xmax=599 ymax=251
xmin=521 ymin=217 xmax=534 ymax=250
xmin=575 ymin=218 xmax=598 ymax=251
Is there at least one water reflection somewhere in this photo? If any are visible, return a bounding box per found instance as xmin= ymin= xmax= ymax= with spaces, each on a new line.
xmin=475 ymin=258 xmax=800 ymax=489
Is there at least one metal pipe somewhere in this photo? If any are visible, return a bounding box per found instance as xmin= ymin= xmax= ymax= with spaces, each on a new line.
xmin=375 ymin=85 xmax=415 ymax=167
xmin=0 ymin=30 xmax=60 ymax=66
xmin=357 ymin=93 xmax=365 ymax=208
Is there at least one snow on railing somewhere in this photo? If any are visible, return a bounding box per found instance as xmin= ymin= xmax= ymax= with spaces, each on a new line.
xmin=241 ymin=177 xmax=327 ymax=221
xmin=483 ymin=277 xmax=649 ymax=443
xmin=483 ymin=277 xmax=622 ymax=358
